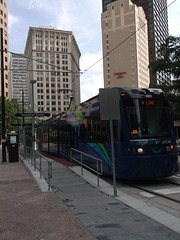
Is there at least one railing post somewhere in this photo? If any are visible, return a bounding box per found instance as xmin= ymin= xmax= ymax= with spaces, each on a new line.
xmin=48 ymin=162 xmax=52 ymax=191
xmin=31 ymin=148 xmax=33 ymax=166
xmin=70 ymin=149 xmax=72 ymax=168
xmin=34 ymin=151 xmax=36 ymax=171
xmin=97 ymin=161 xmax=99 ymax=187
xmin=80 ymin=153 xmax=83 ymax=175
xmin=40 ymin=155 xmax=42 ymax=179
xmin=70 ymin=148 xmax=103 ymax=186
xmin=28 ymin=147 xmax=31 ymax=164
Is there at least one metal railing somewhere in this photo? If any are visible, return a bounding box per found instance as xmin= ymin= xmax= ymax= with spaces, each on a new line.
xmin=70 ymin=148 xmax=103 ymax=187
xmin=21 ymin=146 xmax=53 ymax=191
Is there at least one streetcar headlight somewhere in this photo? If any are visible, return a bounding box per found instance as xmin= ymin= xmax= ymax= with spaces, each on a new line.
xmin=166 ymin=146 xmax=170 ymax=151
xmin=137 ymin=148 xmax=144 ymax=153
xmin=166 ymin=145 xmax=174 ymax=151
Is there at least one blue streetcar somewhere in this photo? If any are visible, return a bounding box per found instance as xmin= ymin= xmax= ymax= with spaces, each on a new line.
xmin=36 ymin=88 xmax=179 ymax=179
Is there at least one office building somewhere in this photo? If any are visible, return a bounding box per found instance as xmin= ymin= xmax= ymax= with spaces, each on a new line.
xmin=9 ymin=53 xmax=28 ymax=105
xmin=24 ymin=26 xmax=81 ymax=115
xmin=0 ymin=0 xmax=9 ymax=98
xmin=131 ymin=0 xmax=169 ymax=85
xmin=103 ymin=0 xmax=170 ymax=86
xmin=101 ymin=0 xmax=150 ymax=88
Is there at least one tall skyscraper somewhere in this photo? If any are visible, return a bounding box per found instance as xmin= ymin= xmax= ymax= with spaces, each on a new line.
xmin=9 ymin=53 xmax=28 ymax=105
xmin=131 ymin=0 xmax=169 ymax=85
xmin=103 ymin=0 xmax=170 ymax=86
xmin=101 ymin=0 xmax=150 ymax=88
xmin=24 ymin=26 xmax=81 ymax=115
xmin=102 ymin=0 xmax=117 ymax=12
xmin=0 ymin=0 xmax=9 ymax=98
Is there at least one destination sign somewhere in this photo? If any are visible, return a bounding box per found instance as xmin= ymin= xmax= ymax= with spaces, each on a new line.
xmin=141 ymin=100 xmax=155 ymax=106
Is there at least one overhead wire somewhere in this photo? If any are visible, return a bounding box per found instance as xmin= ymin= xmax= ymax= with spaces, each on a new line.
xmin=83 ymin=0 xmax=177 ymax=73
xmin=68 ymin=0 xmax=177 ymax=85
xmin=7 ymin=50 xmax=81 ymax=74
xmin=6 ymin=0 xmax=177 ymax=85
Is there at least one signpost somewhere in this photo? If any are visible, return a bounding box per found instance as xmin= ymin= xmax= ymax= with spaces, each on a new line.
xmin=99 ymin=88 xmax=121 ymax=196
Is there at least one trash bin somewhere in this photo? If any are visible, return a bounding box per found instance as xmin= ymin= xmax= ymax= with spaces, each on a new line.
xmin=7 ymin=132 xmax=19 ymax=162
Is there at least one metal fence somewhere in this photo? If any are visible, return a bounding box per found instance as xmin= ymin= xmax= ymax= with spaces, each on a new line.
xmin=20 ymin=145 xmax=104 ymax=189
xmin=21 ymin=146 xmax=53 ymax=191
xmin=70 ymin=148 xmax=103 ymax=187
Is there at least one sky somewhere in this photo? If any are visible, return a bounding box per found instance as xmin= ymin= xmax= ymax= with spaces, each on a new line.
xmin=8 ymin=0 xmax=180 ymax=102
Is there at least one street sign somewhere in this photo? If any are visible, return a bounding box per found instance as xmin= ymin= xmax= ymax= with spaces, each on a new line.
xmin=15 ymin=113 xmax=51 ymax=117
xmin=11 ymin=123 xmax=32 ymax=126
xmin=99 ymin=88 xmax=120 ymax=120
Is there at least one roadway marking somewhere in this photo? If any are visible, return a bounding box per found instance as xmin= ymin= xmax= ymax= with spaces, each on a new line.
xmin=140 ymin=192 xmax=155 ymax=198
xmin=153 ymin=187 xmax=180 ymax=195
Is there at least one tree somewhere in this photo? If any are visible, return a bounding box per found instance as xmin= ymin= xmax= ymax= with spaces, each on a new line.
xmin=157 ymin=80 xmax=180 ymax=120
xmin=149 ymin=36 xmax=180 ymax=120
xmin=0 ymin=97 xmax=19 ymax=137
xmin=149 ymin=36 xmax=180 ymax=79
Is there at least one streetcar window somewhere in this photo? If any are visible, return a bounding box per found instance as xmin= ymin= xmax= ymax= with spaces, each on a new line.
xmin=78 ymin=117 xmax=110 ymax=143
xmin=122 ymin=97 xmax=171 ymax=139
xmin=49 ymin=122 xmax=58 ymax=154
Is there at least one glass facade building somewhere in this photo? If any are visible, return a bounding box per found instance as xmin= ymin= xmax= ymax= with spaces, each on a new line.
xmin=102 ymin=0 xmax=170 ymax=85
xmin=9 ymin=53 xmax=28 ymax=105
xmin=102 ymin=0 xmax=117 ymax=12
xmin=131 ymin=0 xmax=169 ymax=85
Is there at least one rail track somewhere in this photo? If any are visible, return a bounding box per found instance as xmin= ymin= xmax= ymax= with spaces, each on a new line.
xmin=102 ymin=174 xmax=180 ymax=208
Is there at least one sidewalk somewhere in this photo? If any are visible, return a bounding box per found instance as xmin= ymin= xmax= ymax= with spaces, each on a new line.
xmin=0 ymin=160 xmax=95 ymax=240
xmin=1 ymin=150 xmax=180 ymax=240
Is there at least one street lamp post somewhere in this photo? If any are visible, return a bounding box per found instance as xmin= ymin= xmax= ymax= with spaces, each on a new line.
xmin=1 ymin=28 xmax=6 ymax=163
xmin=30 ymin=80 xmax=36 ymax=161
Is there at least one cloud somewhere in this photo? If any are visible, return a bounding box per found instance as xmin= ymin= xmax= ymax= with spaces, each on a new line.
xmin=28 ymin=0 xmax=35 ymax=9
xmin=168 ymin=14 xmax=180 ymax=36
xmin=80 ymin=73 xmax=104 ymax=102
xmin=8 ymin=13 xmax=20 ymax=32
xmin=17 ymin=0 xmax=102 ymax=50
xmin=80 ymin=51 xmax=103 ymax=72
xmin=80 ymin=51 xmax=104 ymax=102
xmin=9 ymin=0 xmax=104 ymax=102
xmin=167 ymin=0 xmax=180 ymax=36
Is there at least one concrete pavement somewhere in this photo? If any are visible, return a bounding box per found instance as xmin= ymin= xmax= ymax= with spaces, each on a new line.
xmin=0 ymin=148 xmax=180 ymax=240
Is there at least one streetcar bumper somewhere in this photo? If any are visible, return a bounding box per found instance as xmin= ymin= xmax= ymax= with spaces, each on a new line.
xmin=116 ymin=154 xmax=179 ymax=179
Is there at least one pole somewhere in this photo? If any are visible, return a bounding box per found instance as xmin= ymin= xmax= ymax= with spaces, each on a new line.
xmin=1 ymin=28 xmax=6 ymax=163
xmin=22 ymin=89 xmax=26 ymax=155
xmin=108 ymin=92 xmax=117 ymax=196
xmin=31 ymin=80 xmax=36 ymax=163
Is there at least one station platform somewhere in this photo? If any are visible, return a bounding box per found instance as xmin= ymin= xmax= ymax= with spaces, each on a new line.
xmin=0 ymin=149 xmax=180 ymax=240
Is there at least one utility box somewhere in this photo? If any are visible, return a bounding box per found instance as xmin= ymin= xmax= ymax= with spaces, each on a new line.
xmin=7 ymin=132 xmax=19 ymax=162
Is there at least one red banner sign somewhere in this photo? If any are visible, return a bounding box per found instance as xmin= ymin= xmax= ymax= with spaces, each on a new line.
xmin=114 ymin=72 xmax=126 ymax=79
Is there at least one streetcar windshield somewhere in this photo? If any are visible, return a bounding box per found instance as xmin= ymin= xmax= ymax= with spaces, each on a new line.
xmin=122 ymin=97 xmax=171 ymax=139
